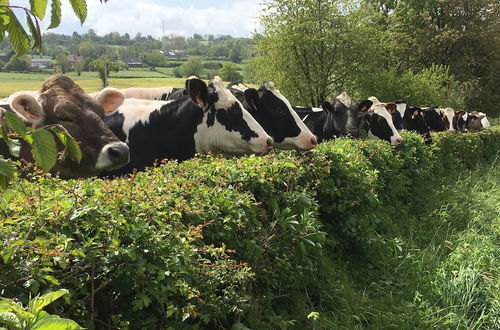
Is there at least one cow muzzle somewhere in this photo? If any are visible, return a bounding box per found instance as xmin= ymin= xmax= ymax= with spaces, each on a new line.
xmin=96 ymin=142 xmax=130 ymax=170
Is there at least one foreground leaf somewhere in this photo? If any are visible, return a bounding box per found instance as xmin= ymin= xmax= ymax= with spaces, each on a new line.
xmin=29 ymin=290 xmax=68 ymax=315
xmin=7 ymin=10 xmax=30 ymax=55
xmin=69 ymin=0 xmax=87 ymax=24
xmin=4 ymin=110 xmax=27 ymax=138
xmin=51 ymin=127 xmax=82 ymax=162
xmin=47 ymin=0 xmax=61 ymax=29
xmin=29 ymin=0 xmax=48 ymax=19
xmin=32 ymin=317 xmax=83 ymax=330
xmin=0 ymin=312 xmax=21 ymax=329
xmin=31 ymin=129 xmax=57 ymax=172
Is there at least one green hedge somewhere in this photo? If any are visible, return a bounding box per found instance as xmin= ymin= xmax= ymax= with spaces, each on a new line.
xmin=1 ymin=127 xmax=499 ymax=329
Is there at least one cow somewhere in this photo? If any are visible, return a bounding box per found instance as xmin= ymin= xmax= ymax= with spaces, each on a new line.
xmin=386 ymin=101 xmax=432 ymax=144
xmin=227 ymin=81 xmax=317 ymax=150
xmin=440 ymin=107 xmax=458 ymax=132
xmin=421 ymin=106 xmax=446 ymax=132
xmin=294 ymin=92 xmax=373 ymax=143
xmin=119 ymin=86 xmax=186 ymax=101
xmin=0 ymin=75 xmax=130 ymax=178
xmin=457 ymin=111 xmax=488 ymax=132
xmin=365 ymin=97 xmax=404 ymax=145
xmin=100 ymin=76 xmax=273 ymax=176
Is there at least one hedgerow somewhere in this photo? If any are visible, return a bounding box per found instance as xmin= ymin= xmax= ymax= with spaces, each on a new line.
xmin=1 ymin=126 xmax=499 ymax=329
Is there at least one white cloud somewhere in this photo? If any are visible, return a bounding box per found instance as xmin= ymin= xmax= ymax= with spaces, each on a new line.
xmin=38 ymin=0 xmax=263 ymax=37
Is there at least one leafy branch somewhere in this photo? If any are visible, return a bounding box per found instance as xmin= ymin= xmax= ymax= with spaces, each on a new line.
xmin=0 ymin=0 xmax=110 ymax=56
xmin=0 ymin=110 xmax=82 ymax=188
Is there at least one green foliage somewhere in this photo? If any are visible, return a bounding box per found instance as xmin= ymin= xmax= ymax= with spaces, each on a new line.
xmin=179 ymin=56 xmax=204 ymax=78
xmin=0 ymin=289 xmax=83 ymax=329
xmin=0 ymin=115 xmax=82 ymax=188
xmin=1 ymin=126 xmax=499 ymax=328
xmin=0 ymin=0 xmax=91 ymax=56
xmin=219 ymin=62 xmax=243 ymax=82
xmin=5 ymin=55 xmax=30 ymax=71
xmin=89 ymin=55 xmax=127 ymax=87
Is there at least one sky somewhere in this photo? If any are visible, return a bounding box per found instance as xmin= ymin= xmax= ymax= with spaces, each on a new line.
xmin=19 ymin=0 xmax=265 ymax=38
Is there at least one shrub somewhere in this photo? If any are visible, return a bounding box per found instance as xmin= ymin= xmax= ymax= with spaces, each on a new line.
xmin=0 ymin=127 xmax=499 ymax=328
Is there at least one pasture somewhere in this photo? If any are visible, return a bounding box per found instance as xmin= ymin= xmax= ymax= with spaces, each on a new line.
xmin=0 ymin=70 xmax=187 ymax=97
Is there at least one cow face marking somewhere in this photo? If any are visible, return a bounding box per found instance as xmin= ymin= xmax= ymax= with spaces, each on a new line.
xmin=215 ymin=103 xmax=259 ymax=141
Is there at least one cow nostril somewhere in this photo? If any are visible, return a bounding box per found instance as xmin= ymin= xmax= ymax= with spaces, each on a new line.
xmin=397 ymin=138 xmax=403 ymax=144
xmin=107 ymin=144 xmax=130 ymax=164
xmin=311 ymin=136 xmax=318 ymax=146
xmin=266 ymin=138 xmax=273 ymax=148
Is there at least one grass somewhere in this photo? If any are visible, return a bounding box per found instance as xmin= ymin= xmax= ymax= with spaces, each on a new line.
xmin=304 ymin=160 xmax=500 ymax=329
xmin=0 ymin=71 xmax=187 ymax=96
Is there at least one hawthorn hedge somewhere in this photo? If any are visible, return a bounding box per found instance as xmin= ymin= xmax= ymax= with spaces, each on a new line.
xmin=1 ymin=126 xmax=499 ymax=329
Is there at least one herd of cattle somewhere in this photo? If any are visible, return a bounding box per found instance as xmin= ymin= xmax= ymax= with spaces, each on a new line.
xmin=0 ymin=74 xmax=491 ymax=179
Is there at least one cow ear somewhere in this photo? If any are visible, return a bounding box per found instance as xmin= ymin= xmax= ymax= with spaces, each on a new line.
xmin=359 ymin=100 xmax=373 ymax=112
xmin=243 ymin=88 xmax=259 ymax=111
xmin=455 ymin=110 xmax=466 ymax=117
xmin=96 ymin=88 xmax=125 ymax=113
xmin=10 ymin=93 xmax=44 ymax=125
xmin=186 ymin=77 xmax=208 ymax=106
xmin=320 ymin=101 xmax=334 ymax=113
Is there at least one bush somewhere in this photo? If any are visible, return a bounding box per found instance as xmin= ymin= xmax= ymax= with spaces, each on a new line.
xmin=1 ymin=127 xmax=499 ymax=328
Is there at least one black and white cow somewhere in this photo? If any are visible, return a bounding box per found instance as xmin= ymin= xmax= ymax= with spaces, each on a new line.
xmin=456 ymin=111 xmax=488 ymax=132
xmin=421 ymin=106 xmax=446 ymax=132
xmin=365 ymin=97 xmax=403 ymax=145
xmin=227 ymin=82 xmax=317 ymax=150
xmin=387 ymin=101 xmax=432 ymax=144
xmin=294 ymin=92 xmax=373 ymax=143
xmin=101 ymin=76 xmax=273 ymax=175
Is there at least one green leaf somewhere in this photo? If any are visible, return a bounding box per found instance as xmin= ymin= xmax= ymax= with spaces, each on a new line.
xmin=51 ymin=127 xmax=82 ymax=162
xmin=7 ymin=10 xmax=30 ymax=56
xmin=0 ymin=7 xmax=11 ymax=28
xmin=47 ymin=0 xmax=61 ymax=29
xmin=0 ymin=299 xmax=14 ymax=313
xmin=0 ymin=156 xmax=16 ymax=181
xmin=31 ymin=128 xmax=57 ymax=172
xmin=32 ymin=317 xmax=83 ymax=330
xmin=69 ymin=0 xmax=87 ymax=24
xmin=29 ymin=0 xmax=48 ymax=19
xmin=0 ymin=312 xmax=21 ymax=329
xmin=29 ymin=290 xmax=68 ymax=315
xmin=4 ymin=111 xmax=27 ymax=138
xmin=6 ymin=138 xmax=21 ymax=157
xmin=26 ymin=13 xmax=42 ymax=52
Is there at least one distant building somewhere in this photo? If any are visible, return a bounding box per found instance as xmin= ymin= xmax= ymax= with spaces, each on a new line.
xmin=67 ymin=55 xmax=83 ymax=68
xmin=31 ymin=56 xmax=53 ymax=69
xmin=160 ymin=49 xmax=185 ymax=58
xmin=125 ymin=57 xmax=143 ymax=67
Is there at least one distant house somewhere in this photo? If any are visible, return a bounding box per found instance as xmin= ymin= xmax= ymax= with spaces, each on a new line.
xmin=160 ymin=49 xmax=185 ymax=58
xmin=125 ymin=57 xmax=143 ymax=68
xmin=31 ymin=56 xmax=53 ymax=69
xmin=67 ymin=55 xmax=83 ymax=68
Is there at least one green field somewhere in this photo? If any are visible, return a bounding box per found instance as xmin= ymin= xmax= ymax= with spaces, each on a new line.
xmin=0 ymin=70 xmax=187 ymax=97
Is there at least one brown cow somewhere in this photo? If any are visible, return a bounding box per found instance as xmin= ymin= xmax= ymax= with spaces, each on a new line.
xmin=0 ymin=74 xmax=130 ymax=178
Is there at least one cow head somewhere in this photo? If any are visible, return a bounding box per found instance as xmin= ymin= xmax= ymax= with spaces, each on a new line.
xmin=440 ymin=107 xmax=457 ymax=132
xmin=364 ymin=101 xmax=403 ymax=145
xmin=422 ymin=106 xmax=446 ymax=131
xmin=334 ymin=92 xmax=372 ymax=137
xmin=227 ymin=81 xmax=317 ymax=151
xmin=192 ymin=76 xmax=273 ymax=155
xmin=8 ymin=75 xmax=129 ymax=178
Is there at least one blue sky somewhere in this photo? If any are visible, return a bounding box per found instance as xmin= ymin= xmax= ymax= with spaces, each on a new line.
xmin=17 ymin=0 xmax=264 ymax=38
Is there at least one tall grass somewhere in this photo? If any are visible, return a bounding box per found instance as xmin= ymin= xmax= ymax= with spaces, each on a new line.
xmin=304 ymin=159 xmax=499 ymax=329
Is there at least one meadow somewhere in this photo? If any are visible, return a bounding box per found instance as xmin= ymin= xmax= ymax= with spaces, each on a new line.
xmin=0 ymin=69 xmax=187 ymax=97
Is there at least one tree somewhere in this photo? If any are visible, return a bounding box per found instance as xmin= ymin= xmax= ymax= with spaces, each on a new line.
xmin=5 ymin=54 xmax=30 ymax=71
xmin=180 ymin=57 xmax=204 ymax=77
xmin=74 ymin=59 xmax=84 ymax=76
xmin=219 ymin=63 xmax=243 ymax=82
xmin=90 ymin=55 xmax=126 ymax=87
xmin=141 ymin=51 xmax=166 ymax=70
xmin=55 ymin=53 xmax=70 ymax=74
xmin=252 ymin=0 xmax=353 ymax=106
